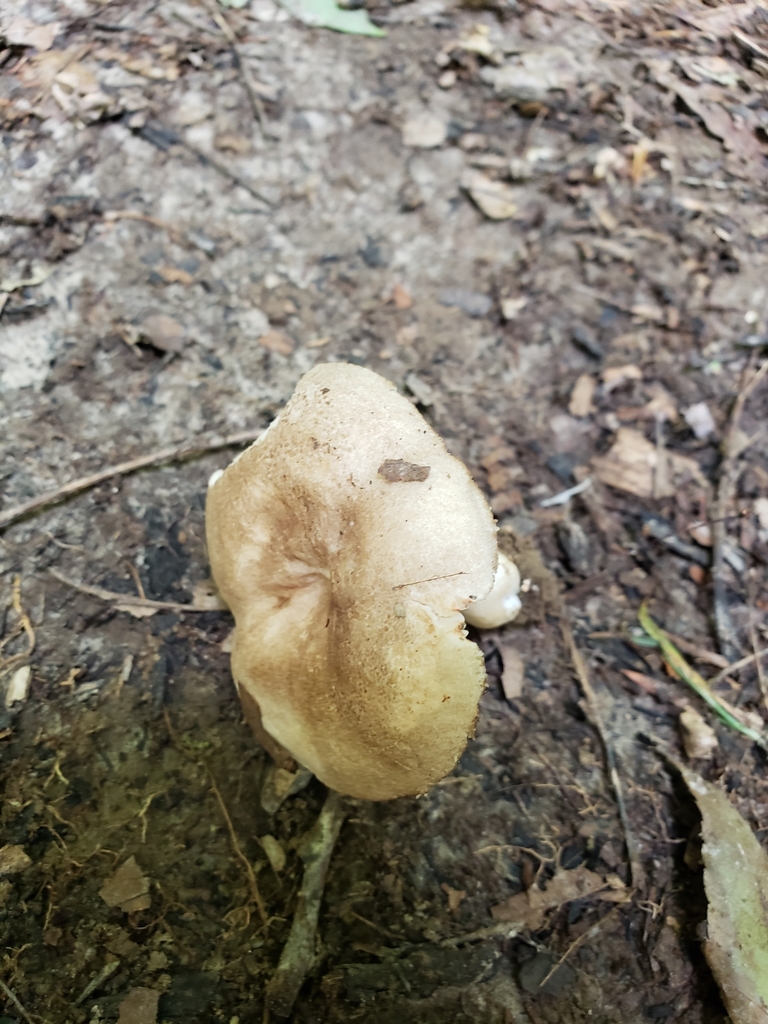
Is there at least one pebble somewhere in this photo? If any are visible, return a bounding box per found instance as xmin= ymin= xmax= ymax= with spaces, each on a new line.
xmin=438 ymin=287 xmax=492 ymax=318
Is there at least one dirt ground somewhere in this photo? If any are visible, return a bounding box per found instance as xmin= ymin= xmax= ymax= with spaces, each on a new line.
xmin=2 ymin=0 xmax=768 ymax=1021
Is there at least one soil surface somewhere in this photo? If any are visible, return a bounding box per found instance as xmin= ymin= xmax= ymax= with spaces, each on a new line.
xmin=2 ymin=0 xmax=768 ymax=1022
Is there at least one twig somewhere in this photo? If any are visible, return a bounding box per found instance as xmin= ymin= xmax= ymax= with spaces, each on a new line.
xmin=0 ymin=978 xmax=36 ymax=1024
xmin=203 ymin=0 xmax=265 ymax=129
xmin=708 ymin=647 xmax=768 ymax=689
xmin=181 ymin=134 xmax=271 ymax=205
xmin=103 ymin=209 xmax=188 ymax=246
xmin=49 ymin=568 xmax=223 ymax=615
xmin=712 ymin=358 xmax=768 ymax=661
xmin=560 ymin=620 xmax=644 ymax=890
xmin=73 ymin=960 xmax=121 ymax=1006
xmin=209 ymin=770 xmax=267 ymax=924
xmin=265 ymin=791 xmax=346 ymax=1021
xmin=0 ymin=427 xmax=262 ymax=531
xmin=537 ymin=906 xmax=621 ymax=991
xmin=0 ymin=576 xmax=36 ymax=681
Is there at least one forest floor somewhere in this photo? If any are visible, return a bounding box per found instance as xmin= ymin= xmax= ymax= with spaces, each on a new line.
xmin=2 ymin=0 xmax=768 ymax=1021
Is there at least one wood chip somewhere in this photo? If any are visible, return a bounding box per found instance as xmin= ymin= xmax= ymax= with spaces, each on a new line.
xmin=258 ymin=330 xmax=294 ymax=356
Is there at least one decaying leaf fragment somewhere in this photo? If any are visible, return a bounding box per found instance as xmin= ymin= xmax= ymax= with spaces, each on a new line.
xmin=678 ymin=763 xmax=768 ymax=1024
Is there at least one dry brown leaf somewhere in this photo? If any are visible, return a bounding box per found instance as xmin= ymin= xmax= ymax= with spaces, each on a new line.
xmin=591 ymin=428 xmax=706 ymax=500
xmin=259 ymin=330 xmax=294 ymax=356
xmin=568 ymin=374 xmax=596 ymax=417
xmin=99 ymin=856 xmax=151 ymax=912
xmin=461 ymin=170 xmax=517 ymax=220
xmin=491 ymin=865 xmax=613 ymax=927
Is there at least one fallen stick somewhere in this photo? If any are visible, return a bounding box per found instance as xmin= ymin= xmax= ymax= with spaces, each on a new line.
xmin=560 ymin=620 xmax=644 ymax=890
xmin=0 ymin=428 xmax=262 ymax=531
xmin=49 ymin=569 xmax=220 ymax=615
xmin=712 ymin=358 xmax=768 ymax=661
xmin=265 ymin=791 xmax=346 ymax=1020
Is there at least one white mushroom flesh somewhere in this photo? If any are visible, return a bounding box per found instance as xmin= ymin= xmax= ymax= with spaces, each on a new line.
xmin=463 ymin=551 xmax=522 ymax=629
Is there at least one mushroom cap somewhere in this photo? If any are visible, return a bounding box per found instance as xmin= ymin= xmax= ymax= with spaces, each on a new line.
xmin=206 ymin=362 xmax=497 ymax=800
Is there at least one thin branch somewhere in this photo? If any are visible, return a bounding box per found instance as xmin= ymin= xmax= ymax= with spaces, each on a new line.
xmin=712 ymin=358 xmax=768 ymax=660
xmin=209 ymin=770 xmax=268 ymax=924
xmin=0 ymin=427 xmax=262 ymax=531
xmin=0 ymin=978 xmax=36 ymax=1024
xmin=560 ymin=620 xmax=644 ymax=890
xmin=203 ymin=0 xmax=266 ymax=130
xmin=708 ymin=647 xmax=768 ymax=689
xmin=49 ymin=569 xmax=223 ymax=615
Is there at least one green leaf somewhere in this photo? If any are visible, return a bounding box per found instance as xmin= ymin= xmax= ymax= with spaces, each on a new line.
xmin=277 ymin=0 xmax=385 ymax=36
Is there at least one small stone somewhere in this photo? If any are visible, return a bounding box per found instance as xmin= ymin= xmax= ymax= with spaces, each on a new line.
xmin=500 ymin=296 xmax=527 ymax=320
xmin=684 ymin=401 xmax=716 ymax=439
xmin=438 ymin=70 xmax=456 ymax=89
xmin=5 ymin=665 xmax=31 ymax=707
xmin=438 ymin=288 xmax=492 ymax=318
xmin=140 ymin=314 xmax=186 ymax=354
xmin=402 ymin=114 xmax=447 ymax=149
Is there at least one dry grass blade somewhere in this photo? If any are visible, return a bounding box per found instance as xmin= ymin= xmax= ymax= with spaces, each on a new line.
xmin=0 ymin=428 xmax=263 ymax=531
xmin=0 ymin=576 xmax=36 ymax=681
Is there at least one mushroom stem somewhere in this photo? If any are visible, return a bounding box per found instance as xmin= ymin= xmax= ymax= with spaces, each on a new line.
xmin=463 ymin=552 xmax=522 ymax=629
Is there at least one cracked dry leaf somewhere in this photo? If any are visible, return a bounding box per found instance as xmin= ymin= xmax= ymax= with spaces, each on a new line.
xmin=591 ymin=427 xmax=706 ymax=500
xmin=678 ymin=764 xmax=768 ymax=1024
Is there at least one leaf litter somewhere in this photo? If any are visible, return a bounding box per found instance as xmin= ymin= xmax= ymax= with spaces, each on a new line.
xmin=676 ymin=762 xmax=768 ymax=1024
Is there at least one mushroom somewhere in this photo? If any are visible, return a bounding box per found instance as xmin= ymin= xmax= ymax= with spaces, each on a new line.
xmin=206 ymin=362 xmax=521 ymax=800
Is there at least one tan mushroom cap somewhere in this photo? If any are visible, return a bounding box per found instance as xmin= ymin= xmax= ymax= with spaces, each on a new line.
xmin=206 ymin=362 xmax=497 ymax=800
